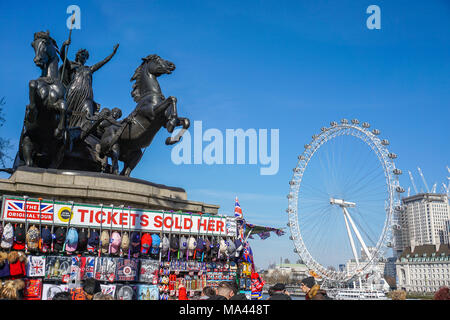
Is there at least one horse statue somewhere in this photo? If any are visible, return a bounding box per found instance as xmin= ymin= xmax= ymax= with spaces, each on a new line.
xmin=83 ymin=54 xmax=190 ymax=176
xmin=15 ymin=31 xmax=67 ymax=169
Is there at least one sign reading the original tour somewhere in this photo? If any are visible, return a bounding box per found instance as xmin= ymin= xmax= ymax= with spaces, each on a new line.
xmin=1 ymin=196 xmax=235 ymax=237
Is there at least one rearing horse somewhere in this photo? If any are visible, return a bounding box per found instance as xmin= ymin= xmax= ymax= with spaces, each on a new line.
xmin=96 ymin=54 xmax=190 ymax=176
xmin=18 ymin=31 xmax=67 ymax=168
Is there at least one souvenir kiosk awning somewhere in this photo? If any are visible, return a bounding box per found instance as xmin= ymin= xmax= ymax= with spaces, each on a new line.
xmin=242 ymin=222 xmax=285 ymax=240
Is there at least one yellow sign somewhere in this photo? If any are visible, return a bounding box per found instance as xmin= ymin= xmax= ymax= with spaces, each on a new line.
xmin=58 ymin=207 xmax=73 ymax=223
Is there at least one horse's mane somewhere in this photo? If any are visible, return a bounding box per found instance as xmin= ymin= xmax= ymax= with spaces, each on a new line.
xmin=33 ymin=31 xmax=59 ymax=51
xmin=130 ymin=54 xmax=159 ymax=103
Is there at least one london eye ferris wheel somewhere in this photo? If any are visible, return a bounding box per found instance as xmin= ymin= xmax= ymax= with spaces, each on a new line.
xmin=286 ymin=119 xmax=404 ymax=284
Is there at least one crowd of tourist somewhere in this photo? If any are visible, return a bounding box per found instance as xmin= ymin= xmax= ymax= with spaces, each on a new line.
xmin=1 ymin=275 xmax=449 ymax=300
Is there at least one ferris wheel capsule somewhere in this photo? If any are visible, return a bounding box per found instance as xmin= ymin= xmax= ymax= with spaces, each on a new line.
xmin=351 ymin=119 xmax=360 ymax=125
xmin=388 ymin=153 xmax=398 ymax=159
xmin=330 ymin=121 xmax=338 ymax=127
xmin=381 ymin=139 xmax=390 ymax=146
xmin=298 ymin=155 xmax=306 ymax=160
xmin=289 ymin=180 xmax=297 ymax=185
xmin=393 ymin=168 xmax=402 ymax=175
xmin=312 ymin=134 xmax=318 ymax=140
xmin=287 ymin=222 xmax=291 ymax=227
xmin=321 ymin=127 xmax=328 ymax=132
xmin=293 ymin=167 xmax=300 ymax=173
xmin=372 ymin=129 xmax=380 ymax=135
xmin=396 ymin=186 xmax=405 ymax=193
xmin=341 ymin=119 xmax=349 ymax=124
xmin=293 ymin=248 xmax=298 ymax=253
xmin=362 ymin=122 xmax=370 ymax=128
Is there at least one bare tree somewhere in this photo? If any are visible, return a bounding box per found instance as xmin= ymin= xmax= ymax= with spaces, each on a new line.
xmin=0 ymin=97 xmax=12 ymax=168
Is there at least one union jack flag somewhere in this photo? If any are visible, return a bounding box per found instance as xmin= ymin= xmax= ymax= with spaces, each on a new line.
xmin=7 ymin=199 xmax=53 ymax=213
xmin=234 ymin=197 xmax=243 ymax=220
xmin=258 ymin=231 xmax=271 ymax=240
xmin=242 ymin=242 xmax=254 ymax=264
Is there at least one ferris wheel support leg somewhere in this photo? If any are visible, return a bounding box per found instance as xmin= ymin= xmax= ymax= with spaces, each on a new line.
xmin=343 ymin=211 xmax=359 ymax=267
xmin=343 ymin=207 xmax=372 ymax=261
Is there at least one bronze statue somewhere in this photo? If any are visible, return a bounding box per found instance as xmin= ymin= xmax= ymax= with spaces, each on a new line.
xmin=10 ymin=30 xmax=190 ymax=177
xmin=59 ymin=39 xmax=119 ymax=128
xmin=17 ymin=31 xmax=67 ymax=169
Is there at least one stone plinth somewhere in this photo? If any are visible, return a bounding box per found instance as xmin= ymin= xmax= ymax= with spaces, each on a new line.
xmin=0 ymin=167 xmax=219 ymax=214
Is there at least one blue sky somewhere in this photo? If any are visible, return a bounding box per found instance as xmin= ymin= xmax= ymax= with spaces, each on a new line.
xmin=0 ymin=1 xmax=449 ymax=269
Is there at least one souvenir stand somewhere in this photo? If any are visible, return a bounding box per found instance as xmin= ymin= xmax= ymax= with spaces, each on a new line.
xmin=235 ymin=221 xmax=285 ymax=299
xmin=0 ymin=195 xmax=239 ymax=300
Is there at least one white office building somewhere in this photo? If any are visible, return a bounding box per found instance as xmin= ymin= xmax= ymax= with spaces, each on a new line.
xmin=397 ymin=193 xmax=450 ymax=252
xmin=396 ymin=244 xmax=450 ymax=294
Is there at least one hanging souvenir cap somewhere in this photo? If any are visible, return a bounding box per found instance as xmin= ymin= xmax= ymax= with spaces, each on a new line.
xmin=188 ymin=236 xmax=197 ymax=252
xmin=65 ymin=227 xmax=78 ymax=253
xmin=87 ymin=230 xmax=99 ymax=253
xmin=179 ymin=236 xmax=187 ymax=250
xmin=26 ymin=225 xmax=40 ymax=251
xmin=161 ymin=235 xmax=169 ymax=256
xmin=130 ymin=232 xmax=141 ymax=257
xmin=226 ymin=239 xmax=236 ymax=255
xmin=110 ymin=231 xmax=121 ymax=254
xmin=169 ymin=235 xmax=179 ymax=252
xmin=77 ymin=229 xmax=88 ymax=251
xmin=121 ymin=232 xmax=130 ymax=251
xmin=219 ymin=238 xmax=227 ymax=253
xmin=53 ymin=227 xmax=66 ymax=252
xmin=12 ymin=225 xmax=26 ymax=250
xmin=1 ymin=223 xmax=14 ymax=249
xmin=196 ymin=238 xmax=205 ymax=252
xmin=39 ymin=227 xmax=52 ymax=253
xmin=150 ymin=234 xmax=160 ymax=255
xmin=204 ymin=238 xmax=211 ymax=252
xmin=100 ymin=230 xmax=110 ymax=253
xmin=140 ymin=233 xmax=152 ymax=255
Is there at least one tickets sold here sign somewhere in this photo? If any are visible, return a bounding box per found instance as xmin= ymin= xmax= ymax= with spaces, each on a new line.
xmin=1 ymin=196 xmax=236 ymax=237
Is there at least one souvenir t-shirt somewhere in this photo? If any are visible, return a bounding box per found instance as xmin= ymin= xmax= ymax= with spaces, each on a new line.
xmin=115 ymin=284 xmax=136 ymax=300
xmin=137 ymin=284 xmax=159 ymax=300
xmin=23 ymin=279 xmax=43 ymax=300
xmin=42 ymin=283 xmax=69 ymax=300
xmin=26 ymin=255 xmax=46 ymax=277
xmin=45 ymin=256 xmax=71 ymax=281
xmin=116 ymin=258 xmax=139 ymax=281
xmin=94 ymin=257 xmax=117 ymax=282
xmin=139 ymin=259 xmax=159 ymax=283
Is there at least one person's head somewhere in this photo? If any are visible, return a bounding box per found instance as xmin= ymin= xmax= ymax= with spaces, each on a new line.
xmin=230 ymin=293 xmax=248 ymax=300
xmin=75 ymin=49 xmax=89 ymax=65
xmin=271 ymin=283 xmax=287 ymax=294
xmin=434 ymin=287 xmax=450 ymax=300
xmin=111 ymin=108 xmax=122 ymax=120
xmin=216 ymin=281 xmax=235 ymax=299
xmin=52 ymin=292 xmax=72 ymax=300
xmin=300 ymin=277 xmax=316 ymax=293
xmin=83 ymin=278 xmax=101 ymax=299
xmin=202 ymin=286 xmax=216 ymax=297
xmin=93 ymin=292 xmax=114 ymax=300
